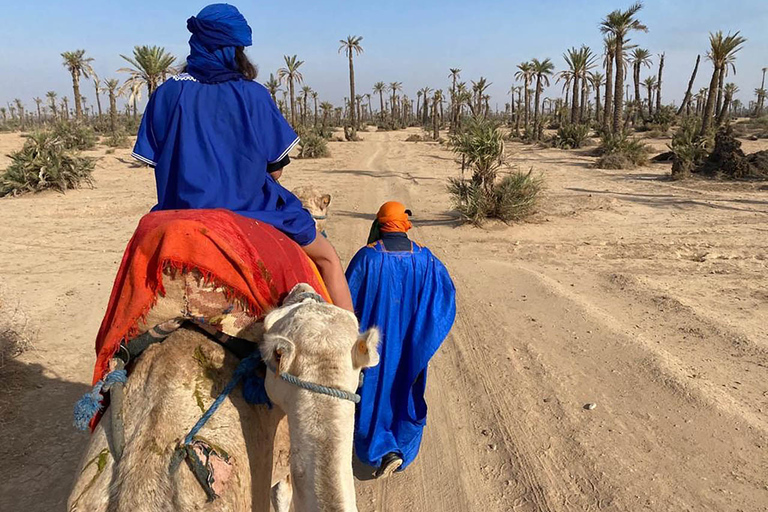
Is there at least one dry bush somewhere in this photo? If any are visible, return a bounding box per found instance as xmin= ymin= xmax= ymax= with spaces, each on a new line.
xmin=405 ymin=134 xmax=422 ymax=142
xmin=595 ymin=132 xmax=649 ymax=169
xmin=51 ymin=121 xmax=97 ymax=150
xmin=0 ymin=132 xmax=96 ymax=197
xmin=551 ymin=124 xmax=590 ymax=149
xmin=297 ymin=132 xmax=330 ymax=158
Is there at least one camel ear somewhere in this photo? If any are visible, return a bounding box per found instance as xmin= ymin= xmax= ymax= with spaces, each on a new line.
xmin=352 ymin=328 xmax=380 ymax=369
xmin=264 ymin=334 xmax=295 ymax=375
xmin=320 ymin=194 xmax=331 ymax=208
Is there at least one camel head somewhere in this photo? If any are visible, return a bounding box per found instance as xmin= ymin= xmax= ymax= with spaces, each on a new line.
xmin=260 ymin=284 xmax=378 ymax=511
xmin=292 ymin=186 xmax=332 ymax=234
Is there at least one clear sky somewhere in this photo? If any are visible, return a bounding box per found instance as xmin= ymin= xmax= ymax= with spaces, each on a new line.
xmin=2 ymin=0 xmax=767 ymax=111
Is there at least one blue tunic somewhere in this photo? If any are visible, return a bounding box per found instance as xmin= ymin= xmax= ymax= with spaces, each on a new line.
xmin=346 ymin=241 xmax=456 ymax=469
xmin=132 ymin=73 xmax=316 ymax=246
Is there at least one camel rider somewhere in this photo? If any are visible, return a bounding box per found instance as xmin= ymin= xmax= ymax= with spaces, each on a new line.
xmin=346 ymin=202 xmax=456 ymax=477
xmin=131 ymin=3 xmax=353 ymax=311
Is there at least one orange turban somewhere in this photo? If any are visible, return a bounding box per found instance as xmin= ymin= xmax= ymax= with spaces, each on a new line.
xmin=376 ymin=201 xmax=412 ymax=233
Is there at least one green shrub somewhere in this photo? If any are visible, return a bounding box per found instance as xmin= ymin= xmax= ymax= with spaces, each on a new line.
xmin=51 ymin=121 xmax=97 ymax=150
xmin=552 ymin=124 xmax=590 ymax=149
xmin=297 ymin=132 xmax=329 ymax=158
xmin=668 ymin=118 xmax=709 ymax=179
xmin=449 ymin=117 xmax=505 ymax=185
xmin=448 ymin=170 xmax=543 ymax=224
xmin=595 ymin=132 xmax=649 ymax=169
xmin=0 ymin=132 xmax=95 ymax=197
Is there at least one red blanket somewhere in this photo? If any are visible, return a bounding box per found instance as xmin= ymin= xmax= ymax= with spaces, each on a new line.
xmin=93 ymin=209 xmax=328 ymax=387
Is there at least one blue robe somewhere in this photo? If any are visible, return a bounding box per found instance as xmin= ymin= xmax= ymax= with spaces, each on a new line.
xmin=346 ymin=240 xmax=456 ymax=469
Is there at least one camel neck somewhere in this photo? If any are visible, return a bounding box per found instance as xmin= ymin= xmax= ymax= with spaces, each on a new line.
xmin=287 ymin=400 xmax=358 ymax=512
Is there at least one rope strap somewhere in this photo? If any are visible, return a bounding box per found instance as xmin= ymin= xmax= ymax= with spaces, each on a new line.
xmin=267 ymin=363 xmax=361 ymax=404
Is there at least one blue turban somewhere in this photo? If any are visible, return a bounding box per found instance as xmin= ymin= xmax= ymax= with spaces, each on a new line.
xmin=185 ymin=4 xmax=253 ymax=83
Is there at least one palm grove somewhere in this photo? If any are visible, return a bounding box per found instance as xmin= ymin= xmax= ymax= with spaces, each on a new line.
xmin=2 ymin=3 xmax=767 ymax=207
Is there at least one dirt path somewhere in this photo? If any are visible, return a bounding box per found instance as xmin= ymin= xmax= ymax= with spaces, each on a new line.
xmin=1 ymin=130 xmax=766 ymax=511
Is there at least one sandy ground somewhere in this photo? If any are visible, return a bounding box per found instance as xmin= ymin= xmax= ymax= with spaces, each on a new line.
xmin=0 ymin=128 xmax=767 ymax=511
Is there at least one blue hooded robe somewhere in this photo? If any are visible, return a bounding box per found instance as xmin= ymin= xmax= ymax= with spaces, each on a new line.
xmin=132 ymin=4 xmax=316 ymax=246
xmin=346 ymin=240 xmax=456 ymax=469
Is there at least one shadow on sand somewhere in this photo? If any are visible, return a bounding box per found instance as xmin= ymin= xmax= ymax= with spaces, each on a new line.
xmin=0 ymin=357 xmax=91 ymax=511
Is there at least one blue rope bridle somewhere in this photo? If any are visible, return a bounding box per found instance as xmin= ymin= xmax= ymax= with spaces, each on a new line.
xmin=266 ymin=363 xmax=361 ymax=403
xmin=312 ymin=214 xmax=328 ymax=239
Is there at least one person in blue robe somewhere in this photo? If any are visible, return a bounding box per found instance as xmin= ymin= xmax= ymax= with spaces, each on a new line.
xmin=346 ymin=201 xmax=456 ymax=477
xmin=131 ymin=3 xmax=353 ymax=310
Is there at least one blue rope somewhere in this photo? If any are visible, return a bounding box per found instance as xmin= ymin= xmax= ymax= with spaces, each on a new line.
xmin=73 ymin=369 xmax=128 ymax=431
xmin=182 ymin=353 xmax=263 ymax=445
xmin=266 ymin=363 xmax=361 ymax=403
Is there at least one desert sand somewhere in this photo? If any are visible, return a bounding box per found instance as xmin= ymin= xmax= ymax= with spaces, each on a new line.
xmin=0 ymin=129 xmax=766 ymax=511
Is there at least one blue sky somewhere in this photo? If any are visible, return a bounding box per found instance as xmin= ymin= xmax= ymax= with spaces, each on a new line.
xmin=2 ymin=1 xmax=767 ymax=111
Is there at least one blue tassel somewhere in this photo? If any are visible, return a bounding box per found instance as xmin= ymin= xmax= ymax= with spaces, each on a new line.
xmin=73 ymin=369 xmax=128 ymax=431
xmin=73 ymin=382 xmax=105 ymax=431
xmin=242 ymin=373 xmax=271 ymax=407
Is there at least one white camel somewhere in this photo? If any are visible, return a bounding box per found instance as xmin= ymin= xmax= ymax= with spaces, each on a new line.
xmin=68 ymin=284 xmax=379 ymax=512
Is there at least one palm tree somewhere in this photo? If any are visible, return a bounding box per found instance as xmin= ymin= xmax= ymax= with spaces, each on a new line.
xmin=678 ymin=55 xmax=701 ymax=116
xmin=590 ymin=72 xmax=605 ymax=124
xmin=600 ymin=2 xmax=648 ymax=133
xmin=264 ymin=73 xmax=281 ymax=104
xmin=13 ymin=99 xmax=25 ymax=129
xmin=320 ymin=101 xmax=334 ymax=129
xmin=118 ymin=45 xmax=176 ymax=97
xmin=656 ymin=53 xmax=665 ymax=114
xmin=389 ymin=82 xmax=402 ymax=123
xmin=61 ymin=97 xmax=70 ymax=120
xmin=118 ymin=74 xmax=143 ymax=119
xmin=33 ymin=97 xmax=43 ymax=120
xmin=470 ymin=78 xmax=491 ymax=118
xmin=104 ymin=78 xmax=121 ymax=134
xmin=339 ymin=35 xmax=363 ymax=133
xmin=449 ymin=68 xmax=461 ymax=129
xmin=531 ymin=58 xmax=554 ymax=137
xmin=602 ymin=36 xmax=618 ymax=132
xmin=61 ymin=49 xmax=95 ymax=121
xmin=312 ymin=91 xmax=320 ymax=127
xmin=515 ymin=62 xmax=533 ymax=128
xmin=46 ymin=91 xmax=58 ymax=119
xmin=92 ymin=76 xmax=103 ymax=117
xmin=301 ymin=85 xmax=313 ymax=125
xmin=278 ymin=55 xmax=304 ymax=128
xmin=643 ymin=75 xmax=657 ymax=117
xmin=432 ymin=90 xmax=442 ymax=140
xmin=717 ymin=83 xmax=739 ymax=125
xmin=373 ymin=82 xmax=387 ymax=121
xmin=561 ymin=46 xmax=596 ymax=124
xmin=757 ymin=67 xmax=767 ymax=116
xmin=700 ymin=31 xmax=746 ymax=136
xmin=420 ymin=87 xmax=432 ymax=125
xmin=630 ymin=48 xmax=652 ymax=120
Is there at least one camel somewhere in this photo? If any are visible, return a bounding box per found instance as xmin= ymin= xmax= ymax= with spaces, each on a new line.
xmin=292 ymin=186 xmax=331 ymax=235
xmin=68 ymin=284 xmax=379 ymax=512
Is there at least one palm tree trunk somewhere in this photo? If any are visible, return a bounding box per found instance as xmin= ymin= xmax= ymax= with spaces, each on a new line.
xmin=524 ymin=79 xmax=530 ymax=128
xmin=700 ymin=65 xmax=721 ymax=136
xmin=72 ymin=72 xmax=82 ymax=121
xmin=603 ymin=53 xmax=614 ymax=133
xmin=595 ymin=85 xmax=602 ymax=125
xmin=571 ymin=77 xmax=580 ymax=124
xmin=348 ymin=52 xmax=357 ymax=134
xmin=715 ymin=68 xmax=725 ymax=116
xmin=656 ymin=53 xmax=664 ymax=114
xmin=613 ymin=37 xmax=625 ymax=133
xmin=378 ymin=92 xmax=385 ymax=122
xmin=533 ymin=77 xmax=542 ymax=138
xmin=109 ymin=91 xmax=117 ymax=135
xmin=647 ymin=85 xmax=653 ymax=118
xmin=132 ymin=96 xmax=137 ymax=120
xmin=716 ymin=90 xmax=732 ymax=126
xmin=94 ymin=83 xmax=103 ymax=117
xmin=633 ymin=63 xmax=641 ymax=123
xmin=432 ymin=95 xmax=439 ymax=140
xmin=580 ymin=79 xmax=588 ymax=122
xmin=677 ymin=55 xmax=700 ymax=116
xmin=289 ymin=80 xmax=296 ymax=128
